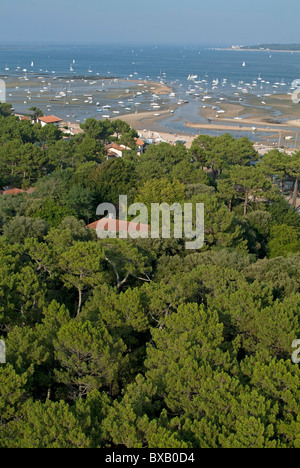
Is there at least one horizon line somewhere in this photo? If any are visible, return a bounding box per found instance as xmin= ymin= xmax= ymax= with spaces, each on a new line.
xmin=1 ymin=41 xmax=298 ymax=47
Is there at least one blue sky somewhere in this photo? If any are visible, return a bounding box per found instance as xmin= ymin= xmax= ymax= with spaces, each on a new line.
xmin=0 ymin=0 xmax=299 ymax=45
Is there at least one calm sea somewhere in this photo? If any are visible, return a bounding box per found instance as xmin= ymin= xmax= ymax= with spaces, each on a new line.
xmin=0 ymin=43 xmax=299 ymax=82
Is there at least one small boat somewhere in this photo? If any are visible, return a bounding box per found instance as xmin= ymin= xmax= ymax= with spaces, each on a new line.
xmin=242 ymin=62 xmax=246 ymax=67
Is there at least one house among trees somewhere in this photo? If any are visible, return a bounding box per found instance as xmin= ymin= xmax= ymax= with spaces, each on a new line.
xmin=35 ymin=115 xmax=63 ymax=127
xmin=135 ymin=137 xmax=146 ymax=155
xmin=106 ymin=139 xmax=146 ymax=159
xmin=15 ymin=114 xmax=31 ymax=122
xmin=105 ymin=142 xmax=131 ymax=159
xmin=86 ymin=218 xmax=150 ymax=236
xmin=0 ymin=186 xmax=36 ymax=196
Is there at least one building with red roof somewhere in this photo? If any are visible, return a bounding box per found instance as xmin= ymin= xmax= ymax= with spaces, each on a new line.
xmin=36 ymin=116 xmax=63 ymax=127
xmin=86 ymin=218 xmax=150 ymax=235
xmin=0 ymin=187 xmax=36 ymax=196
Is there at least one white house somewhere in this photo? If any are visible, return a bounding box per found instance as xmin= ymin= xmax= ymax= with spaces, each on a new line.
xmin=36 ymin=116 xmax=63 ymax=127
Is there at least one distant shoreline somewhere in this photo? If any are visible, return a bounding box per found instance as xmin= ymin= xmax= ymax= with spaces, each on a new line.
xmin=218 ymin=48 xmax=300 ymax=53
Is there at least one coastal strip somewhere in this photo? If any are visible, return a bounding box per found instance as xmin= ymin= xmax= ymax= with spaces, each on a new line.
xmin=217 ymin=48 xmax=300 ymax=53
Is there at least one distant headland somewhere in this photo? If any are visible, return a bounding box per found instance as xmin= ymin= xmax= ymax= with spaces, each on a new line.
xmin=226 ymin=44 xmax=300 ymax=53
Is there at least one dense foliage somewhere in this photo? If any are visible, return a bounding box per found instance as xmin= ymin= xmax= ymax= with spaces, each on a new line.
xmin=0 ymin=108 xmax=299 ymax=448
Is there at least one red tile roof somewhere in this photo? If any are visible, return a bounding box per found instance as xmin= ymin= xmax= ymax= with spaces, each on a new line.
xmin=2 ymin=188 xmax=25 ymax=195
xmin=1 ymin=187 xmax=36 ymax=196
xmin=38 ymin=116 xmax=62 ymax=124
xmin=86 ymin=218 xmax=150 ymax=233
xmin=135 ymin=138 xmax=146 ymax=147
xmin=106 ymin=143 xmax=130 ymax=151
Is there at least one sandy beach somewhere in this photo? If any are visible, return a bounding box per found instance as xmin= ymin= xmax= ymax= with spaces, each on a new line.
xmin=111 ymin=102 xmax=300 ymax=147
xmin=111 ymin=107 xmax=177 ymax=127
xmin=126 ymin=79 xmax=173 ymax=95
xmin=137 ymin=129 xmax=196 ymax=148
xmin=184 ymin=121 xmax=297 ymax=134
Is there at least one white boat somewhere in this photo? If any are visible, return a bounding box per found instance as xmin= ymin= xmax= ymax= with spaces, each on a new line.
xmin=242 ymin=62 xmax=246 ymax=67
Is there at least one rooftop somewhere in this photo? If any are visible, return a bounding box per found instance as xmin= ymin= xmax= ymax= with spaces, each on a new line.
xmin=86 ymin=218 xmax=150 ymax=234
xmin=37 ymin=116 xmax=63 ymax=124
xmin=0 ymin=187 xmax=36 ymax=196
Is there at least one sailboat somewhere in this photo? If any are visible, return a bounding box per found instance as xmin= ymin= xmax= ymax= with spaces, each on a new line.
xmin=31 ymin=61 xmax=34 ymax=67
xmin=242 ymin=62 xmax=246 ymax=67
